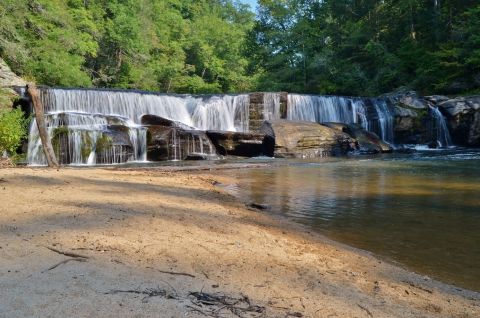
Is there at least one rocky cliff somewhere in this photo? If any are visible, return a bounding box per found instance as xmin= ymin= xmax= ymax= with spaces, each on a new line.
xmin=385 ymin=90 xmax=480 ymax=147
xmin=0 ymin=58 xmax=26 ymax=109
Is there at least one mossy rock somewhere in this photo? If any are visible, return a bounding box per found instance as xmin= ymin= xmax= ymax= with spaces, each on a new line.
xmin=96 ymin=134 xmax=113 ymax=153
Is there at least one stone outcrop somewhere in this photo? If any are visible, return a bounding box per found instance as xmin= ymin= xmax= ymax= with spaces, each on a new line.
xmin=387 ymin=91 xmax=480 ymax=147
xmin=323 ymin=123 xmax=392 ymax=154
xmin=393 ymin=105 xmax=429 ymax=144
xmin=206 ymin=131 xmax=274 ymax=157
xmin=261 ymin=120 xmax=357 ymax=158
xmin=142 ymin=115 xmax=217 ymax=161
xmin=383 ymin=90 xmax=428 ymax=109
xmin=437 ymin=96 xmax=480 ymax=146
xmin=248 ymin=92 xmax=288 ymax=132
xmin=0 ymin=58 xmax=26 ymax=88
xmin=0 ymin=58 xmax=26 ymax=110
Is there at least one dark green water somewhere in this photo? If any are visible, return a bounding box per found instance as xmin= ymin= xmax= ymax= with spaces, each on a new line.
xmin=229 ymin=149 xmax=480 ymax=291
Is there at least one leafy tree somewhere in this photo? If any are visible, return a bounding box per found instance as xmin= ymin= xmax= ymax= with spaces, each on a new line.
xmin=0 ymin=108 xmax=28 ymax=155
xmin=250 ymin=0 xmax=480 ymax=95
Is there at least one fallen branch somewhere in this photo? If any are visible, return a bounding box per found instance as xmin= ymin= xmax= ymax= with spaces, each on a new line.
xmin=27 ymin=83 xmax=59 ymax=167
xmin=43 ymin=258 xmax=87 ymax=272
xmin=45 ymin=246 xmax=89 ymax=259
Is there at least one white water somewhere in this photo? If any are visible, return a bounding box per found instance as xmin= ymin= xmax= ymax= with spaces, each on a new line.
xmin=287 ymin=94 xmax=384 ymax=136
xmin=27 ymin=88 xmax=249 ymax=165
xmin=429 ymin=106 xmax=452 ymax=148
xmin=263 ymin=93 xmax=282 ymax=120
xmin=371 ymin=99 xmax=395 ymax=144
xmin=27 ymin=88 xmax=450 ymax=165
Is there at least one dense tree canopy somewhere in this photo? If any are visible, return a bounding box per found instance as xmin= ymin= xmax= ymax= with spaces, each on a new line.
xmin=0 ymin=0 xmax=479 ymax=95
xmin=249 ymin=0 xmax=480 ymax=95
xmin=0 ymin=0 xmax=255 ymax=93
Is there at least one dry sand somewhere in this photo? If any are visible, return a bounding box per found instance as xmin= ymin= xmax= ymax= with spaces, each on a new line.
xmin=0 ymin=167 xmax=479 ymax=318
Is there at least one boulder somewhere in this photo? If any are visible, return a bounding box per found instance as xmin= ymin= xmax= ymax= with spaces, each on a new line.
xmin=142 ymin=115 xmax=217 ymax=161
xmin=425 ymin=95 xmax=450 ymax=104
xmin=394 ymin=106 xmax=418 ymax=132
xmin=0 ymin=58 xmax=26 ymax=111
xmin=383 ymin=90 xmax=428 ymax=109
xmin=206 ymin=131 xmax=274 ymax=157
xmin=323 ymin=123 xmax=392 ymax=154
xmin=438 ymin=98 xmax=474 ymax=117
xmin=0 ymin=58 xmax=26 ymax=88
xmin=260 ymin=120 xmax=357 ymax=158
xmin=438 ymin=97 xmax=480 ymax=146
xmin=392 ymin=105 xmax=429 ymax=144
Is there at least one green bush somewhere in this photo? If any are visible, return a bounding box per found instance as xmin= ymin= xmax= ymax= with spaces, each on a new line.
xmin=0 ymin=108 xmax=28 ymax=155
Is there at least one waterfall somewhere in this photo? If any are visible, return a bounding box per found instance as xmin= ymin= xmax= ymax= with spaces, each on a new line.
xmin=27 ymin=88 xmax=249 ymax=165
xmin=370 ymin=99 xmax=395 ymax=144
xmin=429 ymin=106 xmax=452 ymax=148
xmin=27 ymin=112 xmax=147 ymax=165
xmin=38 ymin=88 xmax=249 ymax=131
xmin=26 ymin=88 xmax=401 ymax=165
xmin=287 ymin=94 xmax=369 ymax=126
xmin=263 ymin=93 xmax=282 ymax=121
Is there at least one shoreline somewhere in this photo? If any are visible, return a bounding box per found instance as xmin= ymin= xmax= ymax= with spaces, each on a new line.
xmin=0 ymin=167 xmax=479 ymax=317
xmin=216 ymin=171 xmax=480 ymax=298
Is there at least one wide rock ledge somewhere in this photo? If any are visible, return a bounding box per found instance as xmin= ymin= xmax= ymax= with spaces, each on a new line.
xmin=261 ymin=120 xmax=357 ymax=158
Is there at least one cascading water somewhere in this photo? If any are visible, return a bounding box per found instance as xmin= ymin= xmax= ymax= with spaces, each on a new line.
xmin=286 ymin=94 xmax=386 ymax=137
xmin=26 ymin=88 xmax=415 ymax=165
xmin=370 ymin=99 xmax=395 ymax=144
xmin=263 ymin=93 xmax=282 ymax=121
xmin=27 ymin=88 xmax=250 ymax=165
xmin=429 ymin=106 xmax=452 ymax=148
xmin=27 ymin=112 xmax=146 ymax=165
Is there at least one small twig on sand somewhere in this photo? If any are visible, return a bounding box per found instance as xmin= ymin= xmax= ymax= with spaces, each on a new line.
xmin=45 ymin=246 xmax=89 ymax=259
xmin=357 ymin=304 xmax=373 ymax=317
xmin=105 ymin=286 xmax=175 ymax=303
xmin=186 ymin=305 xmax=209 ymax=316
xmin=146 ymin=267 xmax=195 ymax=278
xmin=43 ymin=258 xmax=87 ymax=272
xmin=188 ymin=292 xmax=266 ymax=318
xmin=402 ymin=281 xmax=433 ymax=294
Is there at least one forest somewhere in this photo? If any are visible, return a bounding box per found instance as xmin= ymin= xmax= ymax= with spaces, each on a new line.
xmin=1 ymin=0 xmax=479 ymax=96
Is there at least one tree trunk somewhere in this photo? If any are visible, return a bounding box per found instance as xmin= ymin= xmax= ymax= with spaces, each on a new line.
xmin=27 ymin=83 xmax=59 ymax=168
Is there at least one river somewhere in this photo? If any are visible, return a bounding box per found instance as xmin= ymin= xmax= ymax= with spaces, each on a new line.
xmin=227 ymin=148 xmax=480 ymax=291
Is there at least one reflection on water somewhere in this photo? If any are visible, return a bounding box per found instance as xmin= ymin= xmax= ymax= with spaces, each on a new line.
xmin=230 ymin=149 xmax=480 ymax=291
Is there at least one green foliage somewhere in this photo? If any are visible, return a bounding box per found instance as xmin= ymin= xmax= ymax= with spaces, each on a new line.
xmin=0 ymin=108 xmax=28 ymax=155
xmin=0 ymin=0 xmax=257 ymax=93
xmin=250 ymin=0 xmax=480 ymax=95
xmin=0 ymin=88 xmax=15 ymax=110
xmin=95 ymin=134 xmax=112 ymax=154
xmin=2 ymin=1 xmax=479 ymax=96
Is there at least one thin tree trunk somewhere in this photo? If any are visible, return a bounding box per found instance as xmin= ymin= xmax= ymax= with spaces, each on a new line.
xmin=27 ymin=83 xmax=59 ymax=168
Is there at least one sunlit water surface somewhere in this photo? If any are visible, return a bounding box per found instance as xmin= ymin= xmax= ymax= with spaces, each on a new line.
xmin=228 ymin=149 xmax=480 ymax=291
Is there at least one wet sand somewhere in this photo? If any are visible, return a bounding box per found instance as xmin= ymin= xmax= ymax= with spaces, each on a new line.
xmin=0 ymin=167 xmax=479 ymax=317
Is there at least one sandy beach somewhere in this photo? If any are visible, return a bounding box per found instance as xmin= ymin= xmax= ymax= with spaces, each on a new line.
xmin=0 ymin=167 xmax=479 ymax=318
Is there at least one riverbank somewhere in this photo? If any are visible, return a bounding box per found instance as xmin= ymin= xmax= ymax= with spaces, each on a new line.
xmin=0 ymin=167 xmax=479 ymax=317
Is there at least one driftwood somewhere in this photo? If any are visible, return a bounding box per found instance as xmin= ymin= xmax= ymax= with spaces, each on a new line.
xmin=26 ymin=83 xmax=59 ymax=167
